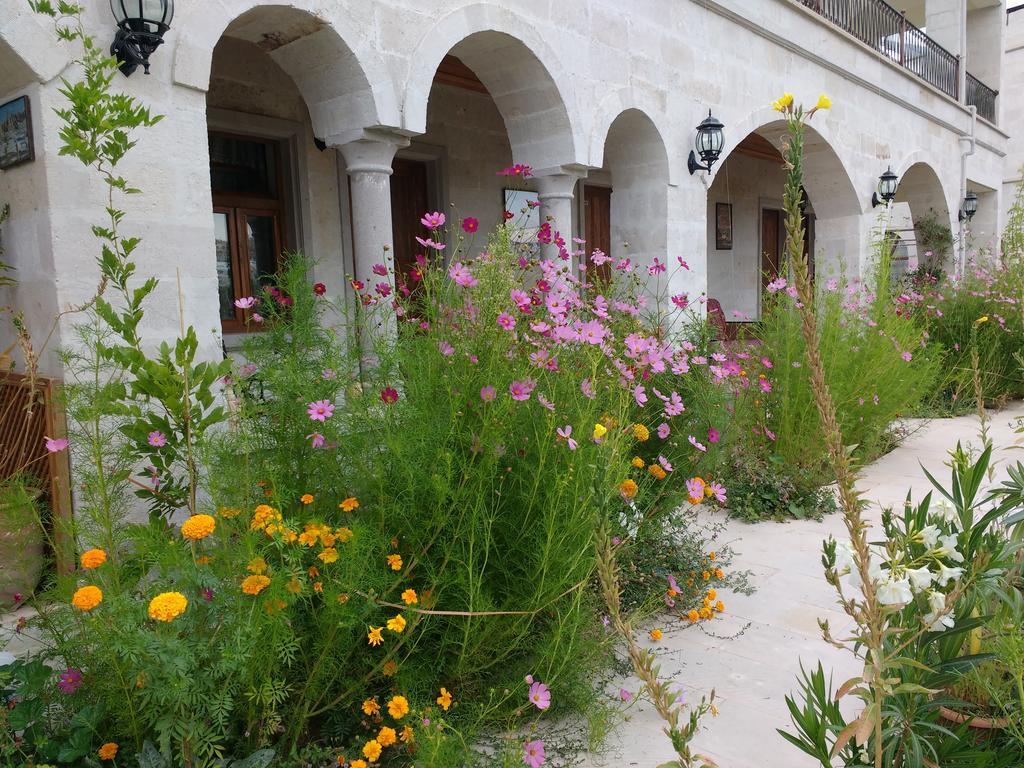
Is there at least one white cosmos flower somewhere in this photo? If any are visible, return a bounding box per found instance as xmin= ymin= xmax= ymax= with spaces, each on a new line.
xmin=936 ymin=563 xmax=964 ymax=586
xmin=876 ymin=577 xmax=913 ymax=606
xmin=906 ymin=566 xmax=933 ymax=593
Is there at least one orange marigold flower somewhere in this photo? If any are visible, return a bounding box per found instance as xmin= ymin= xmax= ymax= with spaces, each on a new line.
xmin=98 ymin=742 xmax=118 ymax=761
xmin=631 ymin=456 xmax=645 ymax=468
xmin=320 ymin=532 xmax=337 ymax=548
xmin=181 ymin=514 xmax=216 ymax=541
xmin=701 ymin=570 xmax=710 ymax=581
xmin=80 ymin=548 xmax=107 ymax=569
xmin=387 ymin=695 xmax=409 ymax=719
xmin=319 ymin=547 xmax=339 ymax=564
xmin=72 ymin=585 xmax=102 ymax=611
xmin=335 ymin=527 xmax=354 ymax=543
xmin=298 ymin=530 xmax=319 ymax=547
xmin=714 ymin=568 xmax=724 ymax=579
xmin=367 ymin=626 xmax=384 ymax=646
xmin=708 ymin=551 xmax=717 ymax=561
xmin=313 ymin=581 xmax=323 ymax=593
xmin=401 ymin=588 xmax=418 ymax=605
xmin=308 ymin=566 xmax=319 ymax=578
xmin=400 ymin=725 xmax=414 ymax=743
xmin=241 ymin=575 xmax=271 ymax=595
xmin=148 ymin=591 xmax=187 ymax=622
xmin=300 ymin=493 xmax=314 ymax=505
xmin=350 ymin=761 xmax=368 ymax=768
xmin=282 ymin=528 xmax=298 ymax=543
xmin=632 ymin=423 xmax=650 ymax=441
xmin=687 ymin=610 xmax=699 ymax=623
xmin=340 ymin=497 xmax=359 ymax=512
xmin=648 ymin=464 xmax=667 ymax=480
xmin=196 ymin=555 xmax=213 ymax=565
xmin=649 ymin=628 xmax=663 ymax=641
xmin=377 ymin=726 xmax=397 ymax=747
xmin=706 ymin=589 xmax=717 ymax=601
xmin=619 ymin=479 xmax=638 ymax=500
xmin=286 ymin=578 xmax=302 ymax=595
xmin=715 ymin=601 xmax=725 ymax=612
xmin=437 ymin=687 xmax=453 ymax=711
xmin=386 ymin=554 xmax=403 ymax=571
xmin=338 ymin=593 xmax=350 ymax=604
xmin=362 ymin=739 xmax=382 ymax=762
xmin=362 ymin=697 xmax=380 ymax=716
xmin=382 ymin=660 xmax=398 ymax=677
xmin=387 ymin=614 xmax=406 ymax=633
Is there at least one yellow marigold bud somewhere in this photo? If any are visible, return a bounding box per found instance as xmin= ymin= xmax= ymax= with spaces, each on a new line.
xmin=181 ymin=514 xmax=215 ymax=541
xmin=80 ymin=548 xmax=107 ymax=569
xmin=241 ymin=575 xmax=271 ymax=595
xmin=72 ymin=585 xmax=103 ymax=611
xmin=147 ymin=591 xmax=188 ymax=622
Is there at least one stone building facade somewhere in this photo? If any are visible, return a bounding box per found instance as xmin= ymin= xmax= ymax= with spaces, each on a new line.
xmin=0 ymin=0 xmax=1010 ymax=370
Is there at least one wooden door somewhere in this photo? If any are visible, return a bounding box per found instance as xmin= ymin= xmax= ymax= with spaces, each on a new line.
xmin=761 ymin=208 xmax=781 ymax=289
xmin=390 ymin=158 xmax=430 ymax=287
xmin=583 ymin=185 xmax=612 ymax=282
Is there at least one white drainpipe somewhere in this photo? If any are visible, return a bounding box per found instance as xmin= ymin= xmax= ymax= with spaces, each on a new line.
xmin=958 ymin=104 xmax=977 ymax=277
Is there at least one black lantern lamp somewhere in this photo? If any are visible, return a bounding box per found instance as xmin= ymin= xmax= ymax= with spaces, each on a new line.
xmin=871 ymin=167 xmax=899 ymax=207
xmin=688 ymin=110 xmax=725 ymax=175
xmin=959 ymin=191 xmax=978 ymax=222
xmin=110 ymin=0 xmax=174 ymax=76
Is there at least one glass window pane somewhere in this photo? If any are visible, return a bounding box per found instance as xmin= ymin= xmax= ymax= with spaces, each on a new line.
xmin=246 ymin=215 xmax=278 ymax=292
xmin=209 ymin=135 xmax=277 ymax=196
xmin=214 ymin=212 xmax=236 ymax=321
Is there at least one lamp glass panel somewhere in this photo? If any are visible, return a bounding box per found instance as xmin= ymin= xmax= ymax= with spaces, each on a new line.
xmin=708 ymin=126 xmax=724 ymax=153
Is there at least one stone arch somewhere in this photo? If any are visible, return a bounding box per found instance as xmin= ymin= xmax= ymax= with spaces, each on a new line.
xmin=594 ymin=108 xmax=671 ymax=269
xmin=892 ymin=156 xmax=956 ymax=269
xmin=589 ymin=88 xmax=678 ymax=185
xmin=0 ymin=0 xmax=69 ymax=89
xmin=402 ymin=3 xmax=582 ymax=169
xmin=171 ymin=1 xmax=399 ymax=144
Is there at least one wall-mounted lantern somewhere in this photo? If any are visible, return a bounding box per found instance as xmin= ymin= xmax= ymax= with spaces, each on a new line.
xmin=959 ymin=191 xmax=978 ymax=222
xmin=110 ymin=0 xmax=174 ymax=76
xmin=871 ymin=167 xmax=899 ymax=207
xmin=687 ymin=111 xmax=725 ymax=175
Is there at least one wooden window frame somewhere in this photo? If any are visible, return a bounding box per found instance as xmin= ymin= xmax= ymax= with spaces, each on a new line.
xmin=209 ymin=131 xmax=287 ymax=332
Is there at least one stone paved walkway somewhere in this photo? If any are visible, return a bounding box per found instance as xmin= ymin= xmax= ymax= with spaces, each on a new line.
xmin=586 ymin=403 xmax=1024 ymax=768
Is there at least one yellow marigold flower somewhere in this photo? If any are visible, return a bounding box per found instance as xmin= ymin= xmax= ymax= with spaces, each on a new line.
xmin=815 ymin=93 xmax=832 ymax=110
xmin=401 ymin=588 xmax=418 ymax=605
xmin=300 ymin=493 xmax=314 ymax=505
xmin=976 ymin=315 xmax=989 ymax=324
xmin=298 ymin=530 xmax=319 ymax=547
xmin=340 ymin=496 xmax=360 ymax=512
xmin=148 ymin=591 xmax=187 ymax=622
xmin=631 ymin=456 xmax=645 ymax=469
xmin=387 ymin=614 xmax=406 ymax=633
xmin=377 ymin=726 xmax=397 ymax=747
xmin=250 ymin=504 xmax=281 ymax=531
xmin=241 ymin=575 xmax=271 ymax=595
xmin=320 ymin=532 xmax=337 ymax=548
xmin=399 ymin=725 xmax=414 ymax=743
xmin=706 ymin=589 xmax=717 ymax=601
xmin=181 ymin=514 xmax=216 ymax=541
xmin=351 ymin=761 xmax=368 ymax=768
xmin=593 ymin=423 xmax=608 ymax=440
xmin=714 ymin=568 xmax=724 ymax=579
xmin=319 ymin=547 xmax=339 ymax=564
xmin=367 ymin=625 xmax=384 ymax=647
xmin=218 ymin=506 xmax=241 ymax=518
xmin=313 ymin=581 xmax=323 ymax=593
xmin=80 ymin=548 xmax=107 ymax=569
xmin=98 ymin=742 xmax=118 ymax=761
xmin=362 ymin=697 xmax=380 ymax=716
xmin=282 ymin=528 xmax=298 ymax=544
xmin=700 ymin=606 xmax=713 ymax=620
xmin=286 ymin=578 xmax=302 ymax=595
xmin=437 ymin=687 xmax=453 ymax=711
xmin=247 ymin=556 xmax=268 ymax=574
xmin=715 ymin=600 xmax=725 ymax=612
xmin=619 ymin=478 xmax=638 ymax=500
xmin=632 ymin=423 xmax=649 ymax=442
xmin=649 ymin=628 xmax=663 ymax=641
xmin=72 ymin=585 xmax=103 ymax=612
xmin=687 ymin=609 xmax=699 ymax=623
xmin=335 ymin=527 xmax=353 ymax=543
xmin=701 ymin=570 xmax=710 ymax=581
xmin=387 ymin=695 xmax=409 ymax=719
xmin=708 ymin=551 xmax=716 ymax=561
xmin=382 ymin=660 xmax=398 ymax=677
xmin=648 ymin=464 xmax=666 ymax=480
xmin=362 ymin=739 xmax=382 ymax=762
xmin=386 ymin=554 xmax=403 ymax=571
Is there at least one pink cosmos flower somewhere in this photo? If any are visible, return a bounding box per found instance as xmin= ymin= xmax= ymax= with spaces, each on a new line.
xmin=438 ymin=340 xmax=455 ymax=357
xmin=148 ymin=431 xmax=167 ymax=447
xmin=421 ymin=211 xmax=446 ymax=229
xmin=372 ymin=263 xmax=388 ymax=276
xmin=708 ymin=427 xmax=720 ymax=443
xmin=448 ymin=262 xmax=478 ymax=288
xmin=671 ymin=294 xmax=689 ymax=310
xmin=688 ymin=435 xmax=707 ymax=452
xmin=648 ymin=257 xmax=667 ymax=276
xmin=57 ymin=668 xmax=83 ymax=694
xmin=619 ymin=688 xmax=633 ymax=702
xmin=523 ymin=740 xmax=546 ymax=768
xmin=709 ymin=482 xmax=728 ymax=503
xmin=234 ymin=296 xmax=256 ymax=309
xmin=557 ymin=425 xmax=578 ymax=451
xmin=251 ymin=312 xmax=264 ymax=324
xmin=307 ymin=400 xmax=335 ymax=421
xmin=686 ymin=477 xmax=706 ymax=501
xmin=528 ymin=681 xmax=551 ymax=710
xmin=761 ymin=357 xmax=773 ymax=369
xmin=766 ymin=277 xmax=787 ymax=294
xmin=307 ymin=432 xmax=326 ymax=449
xmin=580 ymin=378 xmax=595 ymax=399
xmin=462 ymin=217 xmax=479 ymax=233
xmin=415 ymin=236 xmax=445 ymax=251
xmin=537 ymin=393 xmax=555 ymax=411
xmin=677 ymin=258 xmax=690 ymax=270
xmin=497 ymin=312 xmax=516 ymax=331
xmin=633 ymin=385 xmax=648 ymax=406
xmin=509 ymin=380 xmax=535 ymax=401
xmin=901 ymin=351 xmax=913 ymax=362
xmin=480 ymin=385 xmax=497 ymax=402
xmin=321 ymin=368 xmax=336 ymax=380
xmin=380 ymin=387 xmax=399 ymax=405
xmin=44 ymin=436 xmax=69 ymax=453
xmin=658 ymin=455 xmax=673 ymax=472
xmin=759 ymin=377 xmax=772 ymax=393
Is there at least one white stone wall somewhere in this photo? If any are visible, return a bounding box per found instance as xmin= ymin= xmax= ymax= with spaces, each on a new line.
xmin=0 ymin=0 xmax=1009 ymax=375
xmin=1003 ymin=9 xmax=1024 ymax=224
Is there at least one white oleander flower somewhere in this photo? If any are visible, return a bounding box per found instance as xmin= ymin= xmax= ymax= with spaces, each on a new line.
xmin=876 ymin=576 xmax=913 ymax=606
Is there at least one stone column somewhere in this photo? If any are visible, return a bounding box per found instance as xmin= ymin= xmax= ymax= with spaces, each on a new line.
xmin=338 ymin=131 xmax=409 ymax=284
xmin=535 ymin=171 xmax=581 ymax=261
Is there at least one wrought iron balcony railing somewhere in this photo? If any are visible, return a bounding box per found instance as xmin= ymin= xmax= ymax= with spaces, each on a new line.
xmin=798 ymin=0 xmax=998 ymax=122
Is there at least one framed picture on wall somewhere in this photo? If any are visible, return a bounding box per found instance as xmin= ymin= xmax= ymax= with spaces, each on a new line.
xmin=0 ymin=96 xmax=34 ymax=170
xmin=715 ymin=202 xmax=733 ymax=250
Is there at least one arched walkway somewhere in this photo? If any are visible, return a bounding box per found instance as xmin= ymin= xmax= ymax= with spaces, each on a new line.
xmin=893 ymin=161 xmax=956 ymax=271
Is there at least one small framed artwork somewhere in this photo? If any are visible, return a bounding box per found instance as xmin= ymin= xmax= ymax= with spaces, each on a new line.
xmin=715 ymin=202 xmax=733 ymax=250
xmin=0 ymin=96 xmax=33 ymax=170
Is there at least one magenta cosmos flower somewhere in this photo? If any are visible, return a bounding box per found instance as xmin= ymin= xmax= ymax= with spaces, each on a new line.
xmin=462 ymin=216 xmax=479 ymax=233
xmin=420 ymin=211 xmax=446 ymax=229
xmin=497 ymin=312 xmax=516 ymax=331
xmin=480 ymin=385 xmax=496 ymax=402
xmin=508 ymin=380 xmax=535 ymax=402
xmin=306 ymin=432 xmax=325 ymax=449
xmin=523 ymin=740 xmax=546 ymax=768
xmin=708 ymin=427 xmax=720 ymax=443
xmin=556 ymin=425 xmax=577 ymax=451
xmin=307 ymin=400 xmax=335 ymax=422
xmin=527 ymin=680 xmax=551 ymax=710
xmin=44 ymin=436 xmax=69 ymax=453
xmin=380 ymin=387 xmax=399 ymax=405
xmin=147 ymin=431 xmax=167 ymax=447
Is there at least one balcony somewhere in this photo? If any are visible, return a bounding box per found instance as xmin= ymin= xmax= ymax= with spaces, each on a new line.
xmin=798 ymin=0 xmax=999 ymax=122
